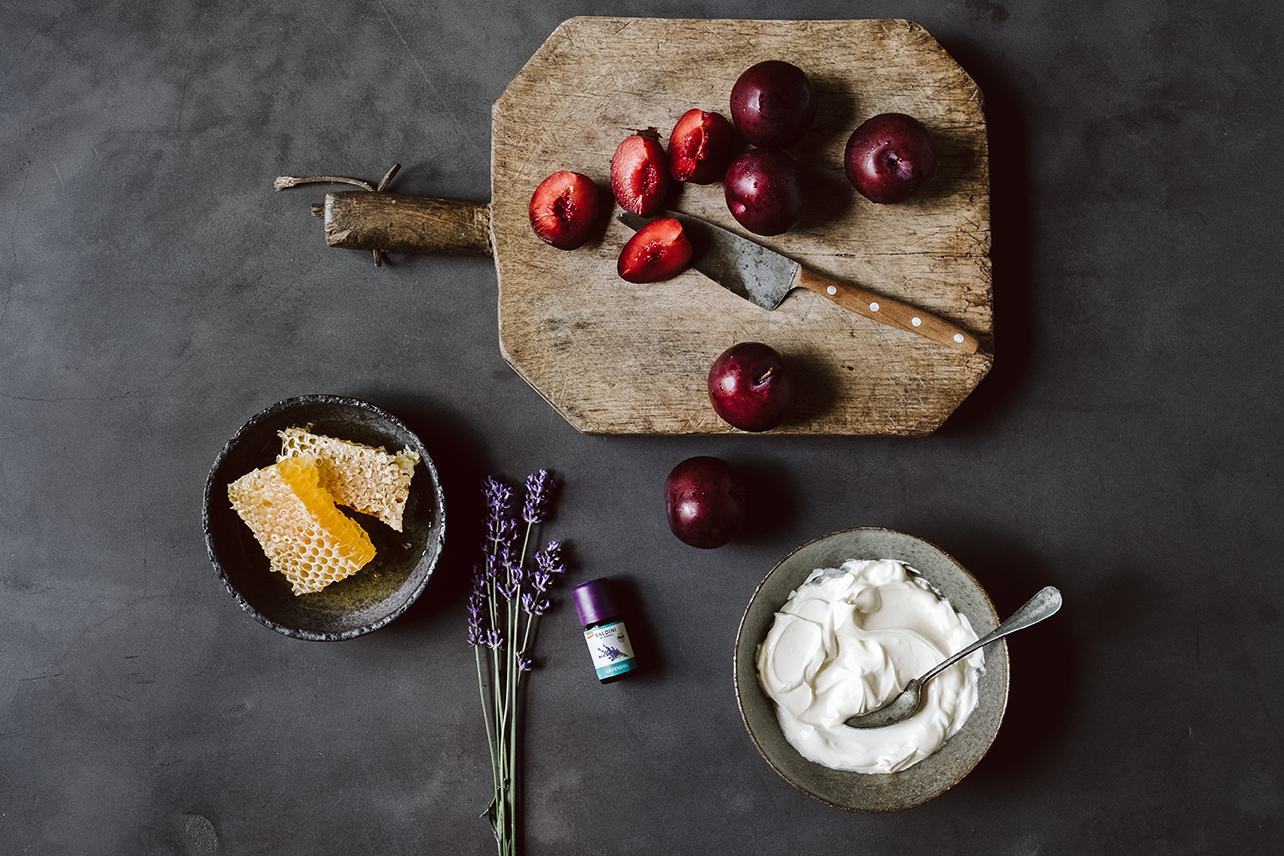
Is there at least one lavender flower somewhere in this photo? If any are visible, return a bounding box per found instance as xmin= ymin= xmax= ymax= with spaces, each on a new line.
xmin=469 ymin=470 xmax=567 ymax=856
xmin=484 ymin=478 xmax=519 ymax=554
xmin=506 ymin=561 xmax=525 ymax=587
xmin=522 ymin=469 xmax=553 ymax=524
xmin=466 ymin=567 xmax=488 ymax=646
xmin=485 ymin=547 xmax=509 ymax=581
xmin=485 ymin=517 xmax=518 ymax=557
xmin=467 ymin=601 xmax=485 ymax=646
xmin=536 ymin=541 xmax=566 ymax=576
xmin=484 ymin=476 xmax=513 ymax=520
xmin=520 ymin=592 xmax=549 ymax=615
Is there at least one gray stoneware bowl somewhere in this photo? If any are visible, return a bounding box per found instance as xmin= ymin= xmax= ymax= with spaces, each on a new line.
xmin=203 ymin=395 xmax=446 ymax=641
xmin=734 ymin=527 xmax=1008 ymax=811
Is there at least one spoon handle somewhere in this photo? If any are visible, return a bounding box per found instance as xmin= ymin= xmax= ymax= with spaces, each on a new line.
xmin=920 ymin=586 xmax=1063 ymax=685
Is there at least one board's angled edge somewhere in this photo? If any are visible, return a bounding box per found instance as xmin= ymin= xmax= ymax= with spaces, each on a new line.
xmin=491 ymin=17 xmax=994 ymax=436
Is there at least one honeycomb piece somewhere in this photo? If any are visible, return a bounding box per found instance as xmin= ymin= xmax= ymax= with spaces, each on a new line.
xmin=277 ymin=426 xmax=419 ymax=532
xmin=228 ymin=455 xmax=376 ymax=595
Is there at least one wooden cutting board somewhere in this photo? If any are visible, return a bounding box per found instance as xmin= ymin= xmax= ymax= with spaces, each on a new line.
xmin=491 ymin=17 xmax=992 ymax=435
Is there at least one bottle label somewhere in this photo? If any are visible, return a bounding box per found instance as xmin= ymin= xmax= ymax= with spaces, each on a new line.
xmin=583 ymin=621 xmax=637 ymax=680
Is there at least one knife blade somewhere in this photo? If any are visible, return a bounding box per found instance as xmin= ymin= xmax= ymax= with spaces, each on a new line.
xmin=617 ymin=211 xmax=979 ymax=355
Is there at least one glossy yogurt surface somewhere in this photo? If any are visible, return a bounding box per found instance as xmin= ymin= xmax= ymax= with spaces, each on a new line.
xmin=756 ymin=558 xmax=984 ymax=773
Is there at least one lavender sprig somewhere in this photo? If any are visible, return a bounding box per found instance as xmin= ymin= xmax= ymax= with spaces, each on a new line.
xmin=520 ymin=592 xmax=549 ymax=615
xmin=469 ymin=470 xmax=564 ymax=856
xmin=521 ymin=469 xmax=553 ymax=524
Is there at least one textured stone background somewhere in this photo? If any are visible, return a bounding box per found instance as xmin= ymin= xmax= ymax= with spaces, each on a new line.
xmin=2 ymin=1 xmax=1281 ymax=853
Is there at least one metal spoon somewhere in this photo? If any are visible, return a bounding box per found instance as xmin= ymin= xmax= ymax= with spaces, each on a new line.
xmin=843 ymin=585 xmax=1063 ymax=729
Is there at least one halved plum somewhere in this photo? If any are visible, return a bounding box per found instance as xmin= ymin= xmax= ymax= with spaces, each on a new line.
xmin=529 ymin=171 xmax=601 ymax=250
xmin=617 ymin=218 xmax=693 ymax=284
xmin=668 ymin=109 xmax=734 ymax=185
xmin=610 ymin=132 xmax=671 ymax=217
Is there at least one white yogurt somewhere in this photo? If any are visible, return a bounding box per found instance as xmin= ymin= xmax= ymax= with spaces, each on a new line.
xmin=756 ymin=558 xmax=984 ymax=773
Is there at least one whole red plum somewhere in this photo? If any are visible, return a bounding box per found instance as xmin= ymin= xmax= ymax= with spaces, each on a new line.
xmin=723 ymin=148 xmax=806 ymax=236
xmin=844 ymin=113 xmax=937 ymax=204
xmin=664 ymin=456 xmax=747 ymax=549
xmin=730 ymin=60 xmax=817 ymax=149
xmin=707 ymin=342 xmax=796 ymax=432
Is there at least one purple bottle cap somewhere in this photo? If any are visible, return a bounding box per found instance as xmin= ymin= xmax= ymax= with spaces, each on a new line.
xmin=573 ymin=578 xmax=618 ymax=626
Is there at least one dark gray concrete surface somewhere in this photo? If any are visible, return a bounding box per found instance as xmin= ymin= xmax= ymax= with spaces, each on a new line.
xmin=3 ymin=1 xmax=1282 ymax=853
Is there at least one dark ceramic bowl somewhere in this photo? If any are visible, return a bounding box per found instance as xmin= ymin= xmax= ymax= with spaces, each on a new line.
xmin=734 ymin=527 xmax=1008 ymax=811
xmin=202 ymin=395 xmax=446 ymax=641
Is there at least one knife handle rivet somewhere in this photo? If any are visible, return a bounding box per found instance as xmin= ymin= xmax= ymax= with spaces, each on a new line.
xmin=827 ymin=285 xmax=837 ymax=295
xmin=869 ymin=302 xmax=880 ymax=311
xmin=954 ymin=333 xmax=965 ymax=344
xmin=912 ymin=317 xmax=922 ymax=327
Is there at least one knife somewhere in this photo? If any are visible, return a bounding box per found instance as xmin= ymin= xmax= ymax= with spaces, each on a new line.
xmin=617 ymin=211 xmax=979 ymax=355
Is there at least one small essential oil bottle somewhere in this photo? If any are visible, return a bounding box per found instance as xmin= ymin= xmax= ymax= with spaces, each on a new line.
xmin=572 ymin=578 xmax=638 ymax=683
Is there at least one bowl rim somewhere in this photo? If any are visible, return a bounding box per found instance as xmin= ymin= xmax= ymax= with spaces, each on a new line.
xmin=201 ymin=394 xmax=446 ymax=641
xmin=733 ymin=526 xmax=1009 ymax=811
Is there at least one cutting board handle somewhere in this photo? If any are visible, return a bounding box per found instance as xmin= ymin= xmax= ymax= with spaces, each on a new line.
xmin=323 ymin=191 xmax=493 ymax=256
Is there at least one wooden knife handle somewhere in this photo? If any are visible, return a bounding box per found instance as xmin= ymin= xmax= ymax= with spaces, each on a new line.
xmin=323 ymin=192 xmax=493 ymax=256
xmin=794 ymin=266 xmax=979 ymax=354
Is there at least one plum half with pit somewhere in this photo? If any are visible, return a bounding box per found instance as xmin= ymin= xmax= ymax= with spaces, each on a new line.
xmin=529 ymin=171 xmax=601 ymax=250
xmin=610 ymin=132 xmax=671 ymax=217
xmin=730 ymin=60 xmax=817 ymax=149
xmin=844 ymin=113 xmax=937 ymax=204
xmin=723 ymin=148 xmax=806 ymax=236
xmin=664 ymin=456 xmax=748 ymax=549
xmin=668 ymin=108 xmax=734 ymax=185
xmin=708 ymin=342 xmax=796 ymax=432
